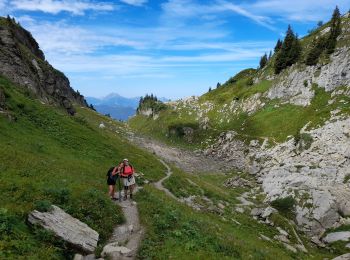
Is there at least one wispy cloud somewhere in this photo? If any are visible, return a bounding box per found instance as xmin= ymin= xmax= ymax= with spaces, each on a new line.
xmin=242 ymin=0 xmax=349 ymax=22
xmin=120 ymin=0 xmax=147 ymax=6
xmin=218 ymin=1 xmax=275 ymax=30
xmin=161 ymin=0 xmax=275 ymax=30
xmin=10 ymin=0 xmax=115 ymax=15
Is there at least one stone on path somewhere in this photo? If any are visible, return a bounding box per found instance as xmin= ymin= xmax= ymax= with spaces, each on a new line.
xmin=28 ymin=205 xmax=99 ymax=254
xmin=101 ymin=242 xmax=132 ymax=258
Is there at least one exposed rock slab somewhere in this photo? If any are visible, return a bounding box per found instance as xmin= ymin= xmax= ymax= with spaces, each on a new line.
xmin=332 ymin=253 xmax=350 ymax=260
xmin=323 ymin=231 xmax=350 ymax=244
xmin=28 ymin=205 xmax=99 ymax=254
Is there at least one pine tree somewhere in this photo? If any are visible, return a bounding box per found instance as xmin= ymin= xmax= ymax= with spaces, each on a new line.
xmin=274 ymin=39 xmax=283 ymax=52
xmin=259 ymin=53 xmax=268 ymax=69
xmin=305 ymin=36 xmax=327 ymax=65
xmin=268 ymin=51 xmax=272 ymax=60
xmin=326 ymin=6 xmax=341 ymax=54
xmin=274 ymin=25 xmax=302 ymax=74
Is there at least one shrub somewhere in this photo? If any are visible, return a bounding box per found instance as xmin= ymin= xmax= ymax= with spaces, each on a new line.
xmin=44 ymin=188 xmax=71 ymax=205
xmin=343 ymin=175 xmax=350 ymax=184
xmin=271 ymin=196 xmax=296 ymax=217
xmin=246 ymin=77 xmax=254 ymax=86
xmin=303 ymin=80 xmax=308 ymax=87
xmin=34 ymin=200 xmax=53 ymax=212
xmin=295 ymin=132 xmax=314 ymax=151
xmin=0 ymin=208 xmax=18 ymax=237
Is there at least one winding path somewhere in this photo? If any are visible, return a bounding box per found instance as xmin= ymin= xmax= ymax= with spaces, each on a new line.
xmin=105 ymin=159 xmax=176 ymax=260
xmin=153 ymin=159 xmax=177 ymax=200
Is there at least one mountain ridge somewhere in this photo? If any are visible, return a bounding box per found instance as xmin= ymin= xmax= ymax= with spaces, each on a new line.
xmin=0 ymin=16 xmax=87 ymax=115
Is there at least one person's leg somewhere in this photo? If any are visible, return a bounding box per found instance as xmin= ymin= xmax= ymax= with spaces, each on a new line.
xmin=129 ymin=184 xmax=134 ymax=199
xmin=123 ymin=178 xmax=128 ymax=200
xmin=112 ymin=185 xmax=116 ymax=199
xmin=108 ymin=185 xmax=114 ymax=198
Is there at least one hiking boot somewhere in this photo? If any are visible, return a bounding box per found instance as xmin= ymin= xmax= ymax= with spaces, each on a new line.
xmin=123 ymin=195 xmax=127 ymax=201
xmin=130 ymin=193 xmax=133 ymax=199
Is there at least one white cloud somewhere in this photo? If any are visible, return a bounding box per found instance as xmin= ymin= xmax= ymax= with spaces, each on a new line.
xmin=242 ymin=0 xmax=349 ymax=22
xmin=18 ymin=19 xmax=144 ymax=54
xmin=120 ymin=0 xmax=147 ymax=6
xmin=11 ymin=0 xmax=115 ymax=15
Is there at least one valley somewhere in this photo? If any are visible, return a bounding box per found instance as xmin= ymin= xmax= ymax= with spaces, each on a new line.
xmin=1 ymin=7 xmax=350 ymax=260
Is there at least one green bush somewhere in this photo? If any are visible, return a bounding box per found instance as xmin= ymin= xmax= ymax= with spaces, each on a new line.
xmin=295 ymin=132 xmax=314 ymax=151
xmin=271 ymin=196 xmax=296 ymax=218
xmin=44 ymin=187 xmax=71 ymax=205
xmin=0 ymin=208 xmax=18 ymax=237
xmin=34 ymin=200 xmax=53 ymax=212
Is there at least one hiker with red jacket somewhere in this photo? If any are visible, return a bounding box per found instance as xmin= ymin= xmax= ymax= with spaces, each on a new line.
xmin=120 ymin=158 xmax=136 ymax=200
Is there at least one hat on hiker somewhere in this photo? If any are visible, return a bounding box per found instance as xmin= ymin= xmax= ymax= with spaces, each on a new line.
xmin=123 ymin=158 xmax=129 ymax=162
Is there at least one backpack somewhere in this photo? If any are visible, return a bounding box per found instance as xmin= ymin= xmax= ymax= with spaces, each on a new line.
xmin=107 ymin=166 xmax=118 ymax=181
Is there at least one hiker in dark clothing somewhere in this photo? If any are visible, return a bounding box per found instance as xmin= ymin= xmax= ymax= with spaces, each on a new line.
xmin=106 ymin=165 xmax=119 ymax=200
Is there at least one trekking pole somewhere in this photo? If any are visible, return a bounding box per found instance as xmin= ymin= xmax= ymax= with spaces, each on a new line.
xmin=118 ymin=174 xmax=122 ymax=202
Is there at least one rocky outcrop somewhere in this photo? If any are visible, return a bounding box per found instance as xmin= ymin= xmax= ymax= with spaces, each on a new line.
xmin=0 ymin=17 xmax=87 ymax=114
xmin=28 ymin=205 xmax=99 ymax=254
xmin=203 ymin=131 xmax=247 ymax=170
xmin=248 ymin=116 xmax=350 ymax=236
xmin=267 ymin=47 xmax=350 ymax=106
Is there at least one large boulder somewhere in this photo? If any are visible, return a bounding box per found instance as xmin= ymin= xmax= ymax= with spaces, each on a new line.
xmin=28 ymin=205 xmax=99 ymax=254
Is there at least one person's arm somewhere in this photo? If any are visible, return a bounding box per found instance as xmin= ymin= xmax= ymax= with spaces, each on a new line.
xmin=111 ymin=166 xmax=118 ymax=176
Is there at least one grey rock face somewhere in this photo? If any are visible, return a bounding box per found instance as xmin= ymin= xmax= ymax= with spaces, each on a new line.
xmin=28 ymin=205 xmax=99 ymax=254
xmin=0 ymin=17 xmax=87 ymax=114
xmin=249 ymin=116 xmax=350 ymax=236
xmin=267 ymin=47 xmax=350 ymax=106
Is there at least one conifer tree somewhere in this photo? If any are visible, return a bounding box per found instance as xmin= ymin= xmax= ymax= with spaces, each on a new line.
xmin=268 ymin=51 xmax=272 ymax=60
xmin=274 ymin=25 xmax=301 ymax=74
xmin=259 ymin=53 xmax=268 ymax=69
xmin=326 ymin=6 xmax=341 ymax=54
xmin=274 ymin=39 xmax=283 ymax=52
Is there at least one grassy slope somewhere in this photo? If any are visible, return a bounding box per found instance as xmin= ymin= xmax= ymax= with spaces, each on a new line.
xmin=129 ymin=16 xmax=350 ymax=147
xmin=135 ymin=167 xmax=338 ymax=259
xmin=0 ymin=76 xmax=166 ymax=259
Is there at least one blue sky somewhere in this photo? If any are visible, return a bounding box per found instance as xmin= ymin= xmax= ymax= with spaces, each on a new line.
xmin=1 ymin=0 xmax=349 ymax=99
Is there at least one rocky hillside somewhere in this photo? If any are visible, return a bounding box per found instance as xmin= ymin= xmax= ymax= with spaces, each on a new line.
xmin=129 ymin=11 xmax=350 ymax=245
xmin=0 ymin=16 xmax=87 ymax=114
